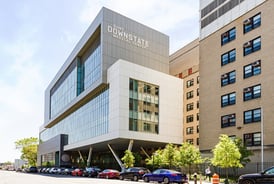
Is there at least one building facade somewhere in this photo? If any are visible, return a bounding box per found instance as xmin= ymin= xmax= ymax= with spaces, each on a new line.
xmin=199 ymin=0 xmax=274 ymax=169
xmin=38 ymin=7 xmax=183 ymax=168
xmin=169 ymin=39 xmax=200 ymax=147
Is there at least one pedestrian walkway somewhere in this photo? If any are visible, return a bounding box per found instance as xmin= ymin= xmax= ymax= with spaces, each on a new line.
xmin=188 ymin=180 xmax=223 ymax=184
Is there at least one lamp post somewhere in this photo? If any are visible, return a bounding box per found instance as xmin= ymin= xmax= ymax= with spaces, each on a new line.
xmin=261 ymin=107 xmax=264 ymax=171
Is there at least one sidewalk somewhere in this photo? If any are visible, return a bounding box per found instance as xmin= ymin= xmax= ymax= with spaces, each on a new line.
xmin=188 ymin=180 xmax=223 ymax=184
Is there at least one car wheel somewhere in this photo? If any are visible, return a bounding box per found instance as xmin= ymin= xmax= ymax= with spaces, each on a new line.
xmin=119 ymin=175 xmax=124 ymax=180
xmin=133 ymin=175 xmax=138 ymax=181
xmin=144 ymin=176 xmax=149 ymax=182
xmin=240 ymin=179 xmax=255 ymax=184
xmin=163 ymin=177 xmax=170 ymax=184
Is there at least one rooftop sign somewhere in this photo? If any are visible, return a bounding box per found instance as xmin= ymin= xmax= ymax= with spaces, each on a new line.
xmin=107 ymin=24 xmax=149 ymax=49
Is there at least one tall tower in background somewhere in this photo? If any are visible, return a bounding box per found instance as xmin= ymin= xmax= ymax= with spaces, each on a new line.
xmin=170 ymin=39 xmax=200 ymax=147
xmin=199 ymin=0 xmax=274 ymax=171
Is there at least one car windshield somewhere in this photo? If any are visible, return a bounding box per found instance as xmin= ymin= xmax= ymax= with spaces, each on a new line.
xmin=264 ymin=167 xmax=274 ymax=175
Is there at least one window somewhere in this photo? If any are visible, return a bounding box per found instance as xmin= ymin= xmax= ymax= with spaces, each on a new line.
xmin=186 ymin=103 xmax=194 ymax=111
xmin=186 ymin=115 xmax=194 ymax=123
xmin=244 ymin=132 xmax=261 ymax=146
xmin=196 ymin=113 xmax=199 ymax=121
xmin=186 ymin=127 xmax=194 ymax=135
xmin=221 ymin=92 xmax=236 ymax=107
xmin=243 ymin=37 xmax=261 ymax=56
xmin=221 ymin=70 xmax=236 ymax=86
xmin=197 ymin=125 xmax=199 ymax=133
xmin=186 ymin=91 xmax=194 ymax=99
xmin=197 ymin=88 xmax=200 ymax=96
xmin=196 ymin=101 xmax=199 ymax=109
xmin=244 ymin=108 xmax=261 ymax=124
xmin=129 ymin=79 xmax=159 ymax=134
xmin=144 ymin=123 xmax=151 ymax=132
xmin=186 ymin=139 xmax=194 ymax=144
xmin=221 ymin=27 xmax=236 ymax=45
xmin=244 ymin=13 xmax=261 ymax=33
xmin=244 ymin=60 xmax=261 ymax=78
xmin=197 ymin=76 xmax=200 ymax=84
xmin=144 ymin=84 xmax=151 ymax=94
xmin=243 ymin=84 xmax=261 ymax=101
xmin=186 ymin=79 xmax=194 ymax=88
xmin=221 ymin=114 xmax=236 ymax=128
xmin=221 ymin=49 xmax=236 ymax=66
xmin=197 ymin=138 xmax=199 ymax=145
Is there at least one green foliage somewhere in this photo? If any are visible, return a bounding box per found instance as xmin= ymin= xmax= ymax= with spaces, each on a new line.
xmin=176 ymin=142 xmax=203 ymax=167
xmin=146 ymin=142 xmax=203 ymax=172
xmin=121 ymin=150 xmax=135 ymax=168
xmin=15 ymin=137 xmax=38 ymax=166
xmin=133 ymin=152 xmax=142 ymax=165
xmin=145 ymin=149 xmax=164 ymax=168
xmin=162 ymin=143 xmax=177 ymax=168
xmin=212 ymin=134 xmax=243 ymax=179
xmin=233 ymin=137 xmax=253 ymax=166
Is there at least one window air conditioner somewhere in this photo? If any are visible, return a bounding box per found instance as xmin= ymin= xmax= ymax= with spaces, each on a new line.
xmin=243 ymin=41 xmax=251 ymax=48
xmin=243 ymin=18 xmax=251 ymax=25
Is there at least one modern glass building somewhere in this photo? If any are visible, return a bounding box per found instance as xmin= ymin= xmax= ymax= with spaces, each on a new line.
xmin=38 ymin=7 xmax=183 ymax=168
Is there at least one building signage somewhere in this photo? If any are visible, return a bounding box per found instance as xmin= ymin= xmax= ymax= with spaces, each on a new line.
xmin=107 ymin=24 xmax=149 ymax=49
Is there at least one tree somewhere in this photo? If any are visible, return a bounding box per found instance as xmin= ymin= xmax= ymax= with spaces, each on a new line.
xmin=233 ymin=137 xmax=253 ymax=166
xmin=15 ymin=137 xmax=38 ymax=166
xmin=162 ymin=143 xmax=178 ymax=169
xmin=176 ymin=142 xmax=203 ymax=176
xmin=121 ymin=150 xmax=135 ymax=168
xmin=145 ymin=149 xmax=164 ymax=169
xmin=211 ymin=134 xmax=243 ymax=181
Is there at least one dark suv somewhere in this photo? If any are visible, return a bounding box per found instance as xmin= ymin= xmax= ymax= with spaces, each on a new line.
xmin=119 ymin=167 xmax=150 ymax=181
xmin=82 ymin=167 xmax=101 ymax=177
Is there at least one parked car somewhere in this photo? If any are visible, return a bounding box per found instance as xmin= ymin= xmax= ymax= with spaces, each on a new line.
xmin=49 ymin=167 xmax=58 ymax=174
xmin=82 ymin=167 xmax=101 ymax=177
xmin=119 ymin=167 xmax=150 ymax=181
xmin=71 ymin=168 xmax=84 ymax=176
xmin=56 ymin=168 xmax=65 ymax=174
xmin=238 ymin=166 xmax=274 ymax=184
xmin=26 ymin=166 xmax=38 ymax=173
xmin=98 ymin=169 xmax=120 ymax=179
xmin=63 ymin=168 xmax=74 ymax=175
xmin=143 ymin=169 xmax=188 ymax=184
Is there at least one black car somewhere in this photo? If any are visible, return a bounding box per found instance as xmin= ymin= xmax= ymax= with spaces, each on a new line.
xmin=119 ymin=167 xmax=150 ymax=181
xmin=238 ymin=166 xmax=274 ymax=184
xmin=26 ymin=166 xmax=38 ymax=173
xmin=82 ymin=167 xmax=101 ymax=177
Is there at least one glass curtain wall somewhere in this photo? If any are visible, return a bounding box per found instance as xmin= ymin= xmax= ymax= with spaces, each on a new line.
xmin=41 ymin=87 xmax=109 ymax=144
xmin=129 ymin=78 xmax=159 ymax=134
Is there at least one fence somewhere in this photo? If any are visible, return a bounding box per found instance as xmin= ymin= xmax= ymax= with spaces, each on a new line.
xmin=181 ymin=162 xmax=274 ymax=178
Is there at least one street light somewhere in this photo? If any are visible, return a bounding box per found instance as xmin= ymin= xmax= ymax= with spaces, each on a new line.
xmin=261 ymin=107 xmax=264 ymax=171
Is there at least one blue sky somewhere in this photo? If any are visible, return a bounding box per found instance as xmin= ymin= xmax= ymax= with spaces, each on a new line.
xmin=0 ymin=0 xmax=199 ymax=162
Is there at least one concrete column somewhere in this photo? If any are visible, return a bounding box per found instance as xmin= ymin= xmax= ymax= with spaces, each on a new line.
xmin=128 ymin=139 xmax=134 ymax=151
xmin=107 ymin=144 xmax=124 ymax=170
xmin=87 ymin=147 xmax=93 ymax=167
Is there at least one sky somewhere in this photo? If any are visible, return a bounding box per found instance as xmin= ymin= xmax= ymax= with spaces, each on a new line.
xmin=0 ymin=0 xmax=199 ymax=162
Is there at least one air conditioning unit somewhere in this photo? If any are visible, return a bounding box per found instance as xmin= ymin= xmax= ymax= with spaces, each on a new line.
xmin=222 ymin=32 xmax=228 ymax=38
xmin=243 ymin=41 xmax=251 ymax=48
xmin=221 ymin=74 xmax=228 ymax=79
xmin=252 ymin=60 xmax=260 ymax=66
xmin=244 ymin=87 xmax=251 ymax=93
xmin=243 ymin=18 xmax=251 ymax=25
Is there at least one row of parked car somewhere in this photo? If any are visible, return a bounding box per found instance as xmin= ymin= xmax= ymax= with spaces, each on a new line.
xmin=34 ymin=166 xmax=189 ymax=183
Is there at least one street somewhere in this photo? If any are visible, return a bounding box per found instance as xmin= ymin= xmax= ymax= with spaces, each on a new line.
xmin=0 ymin=170 xmax=211 ymax=184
